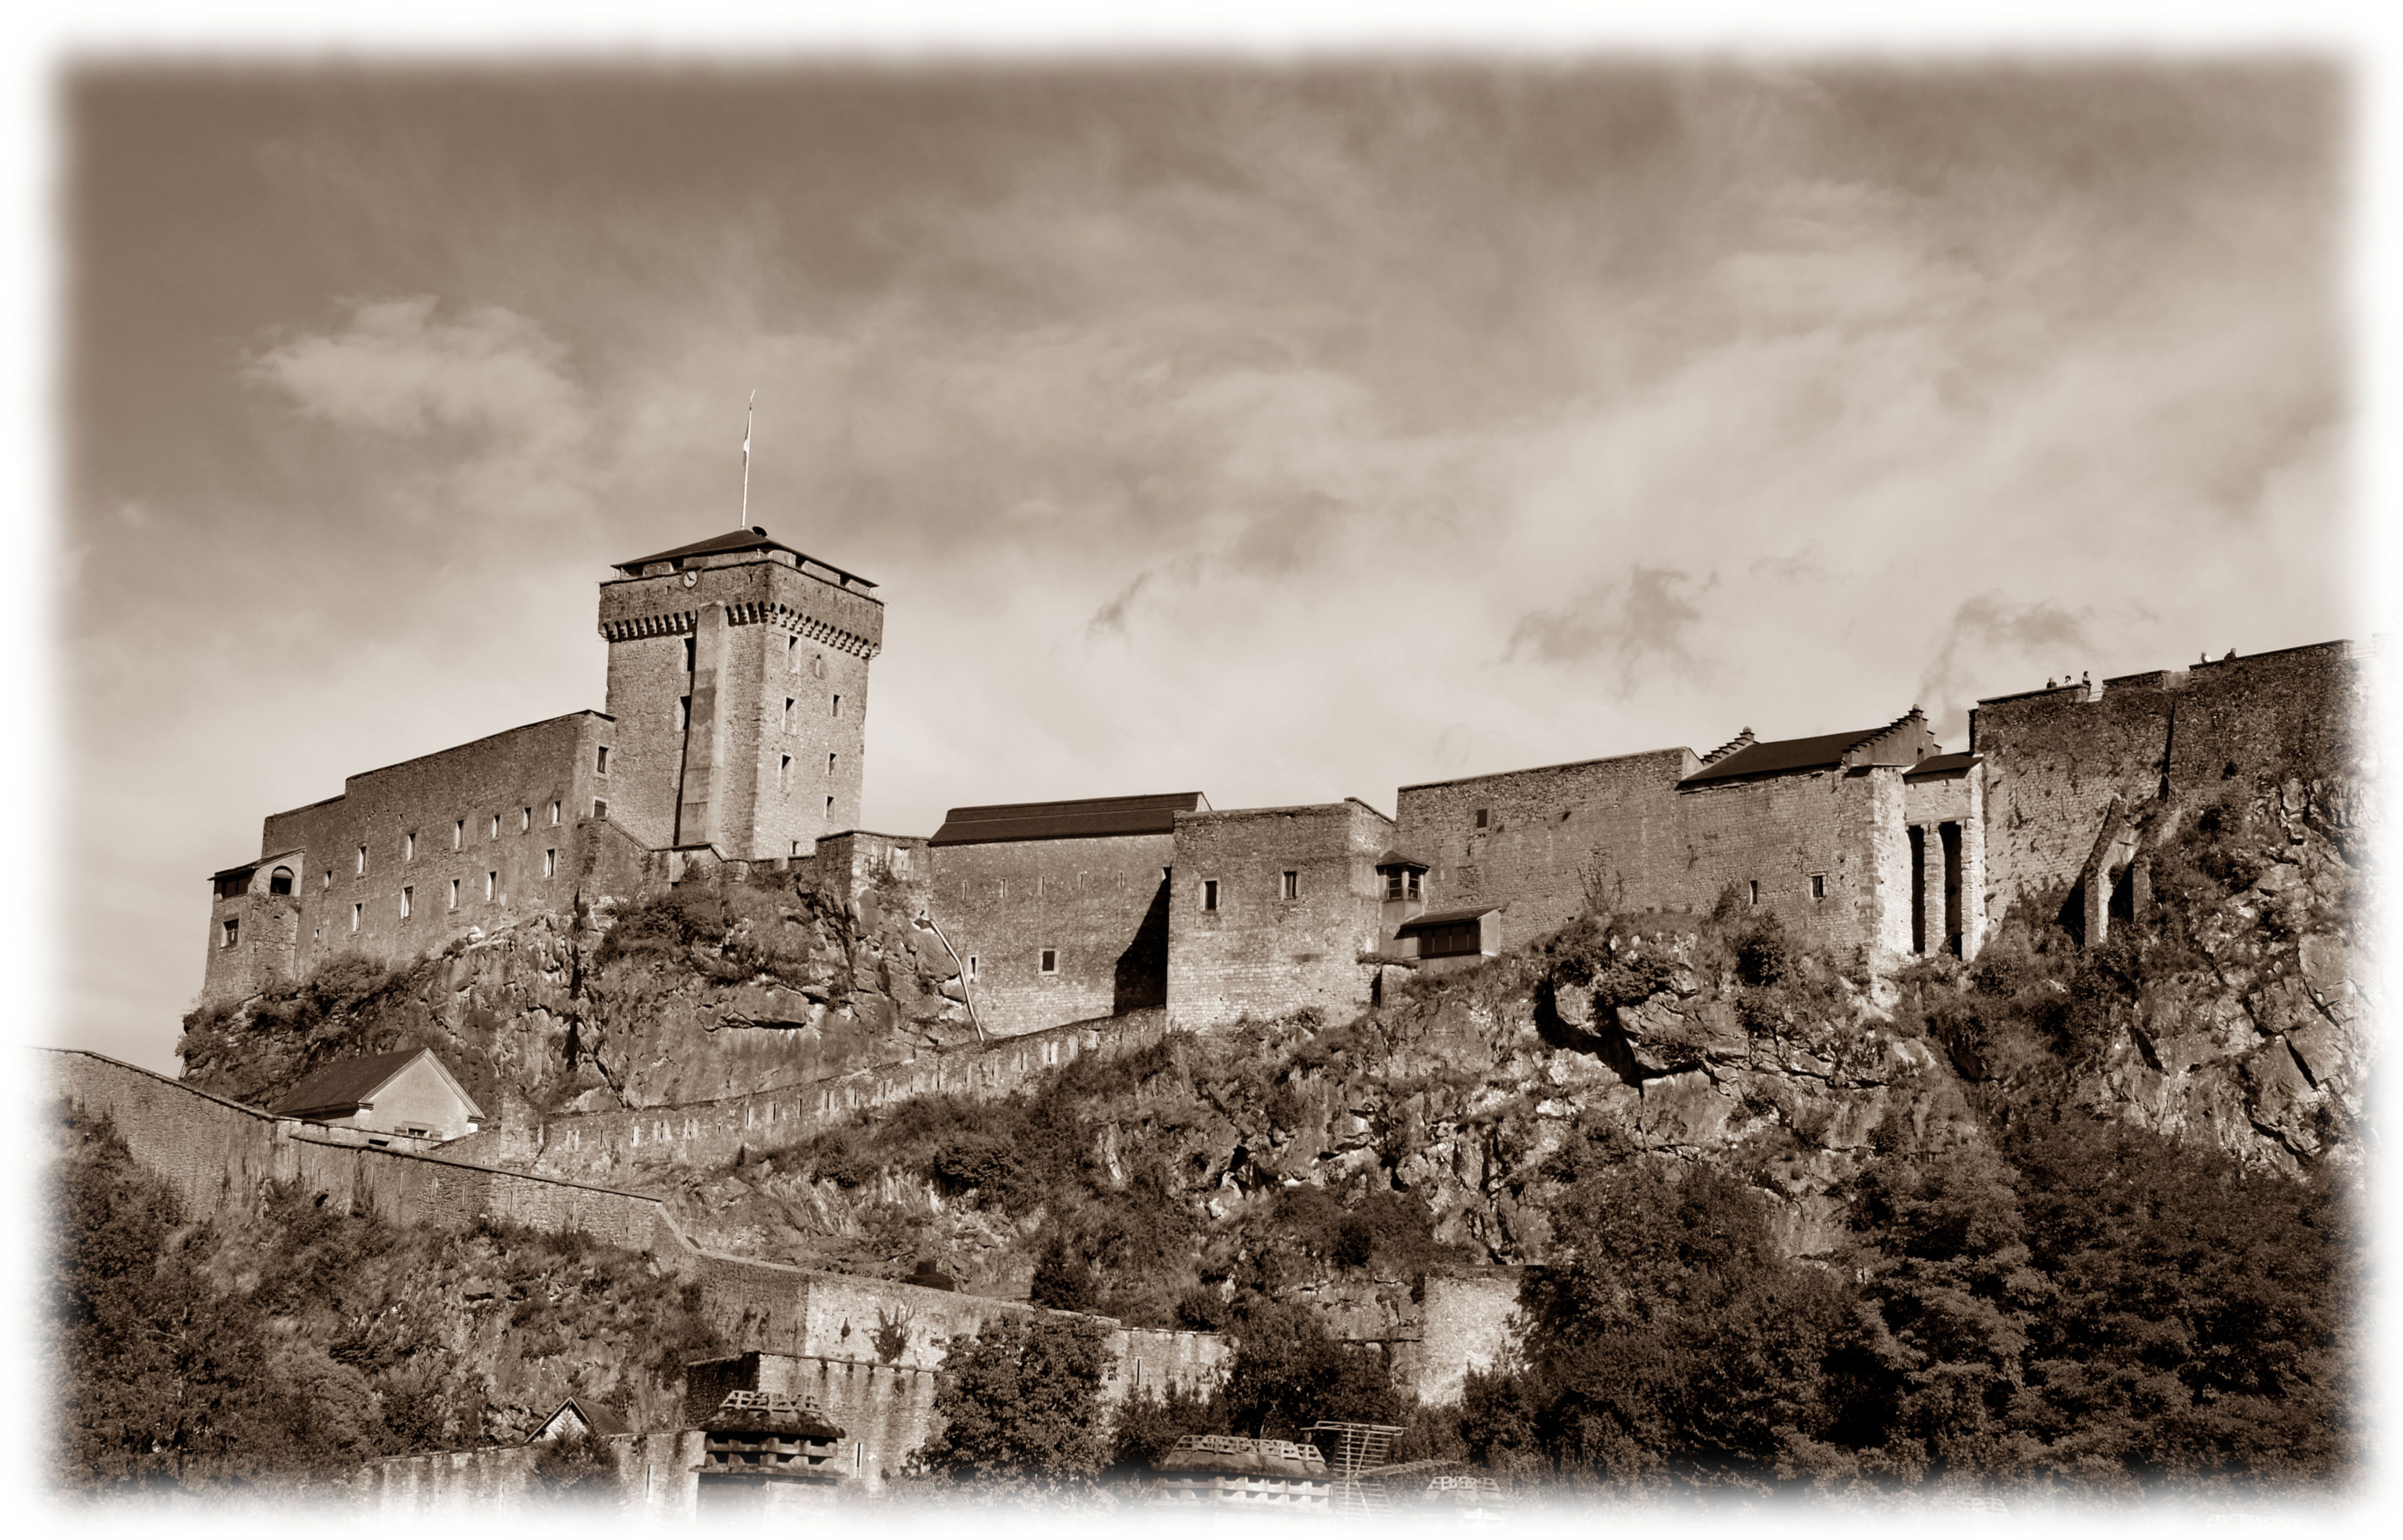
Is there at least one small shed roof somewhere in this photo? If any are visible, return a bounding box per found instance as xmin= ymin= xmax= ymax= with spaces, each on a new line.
xmin=269 ymin=1047 xmax=486 ymax=1123
xmin=1373 ymin=850 xmax=1431 ymax=870
xmin=702 ymin=1391 xmax=845 ymax=1442
xmin=1905 ymin=751 xmax=1978 ymax=778
xmin=928 ymin=791 xmax=1208 ymax=846
xmin=1396 ymin=907 xmax=1501 ymax=935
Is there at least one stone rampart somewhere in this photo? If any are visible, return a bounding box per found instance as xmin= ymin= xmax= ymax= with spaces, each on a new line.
xmin=1970 ymin=639 xmax=2370 ymax=925
xmin=926 ymin=830 xmax=1179 ymax=1036
xmin=523 ymin=1007 xmax=1177 ymax=1184
xmin=1166 ymin=801 xmax=1393 ymax=1029
xmin=44 ymin=1046 xmax=1228 ymax=1462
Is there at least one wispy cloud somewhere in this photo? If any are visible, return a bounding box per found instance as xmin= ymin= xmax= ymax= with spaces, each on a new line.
xmin=1509 ymin=565 xmax=1712 ymax=696
xmin=1918 ymin=595 xmax=2095 ymax=740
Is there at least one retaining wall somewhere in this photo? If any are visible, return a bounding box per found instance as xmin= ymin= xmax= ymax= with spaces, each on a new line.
xmin=523 ymin=1007 xmax=1177 ymax=1184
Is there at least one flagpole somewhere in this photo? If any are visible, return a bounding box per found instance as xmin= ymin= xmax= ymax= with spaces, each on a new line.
xmin=741 ymin=391 xmax=755 ymax=523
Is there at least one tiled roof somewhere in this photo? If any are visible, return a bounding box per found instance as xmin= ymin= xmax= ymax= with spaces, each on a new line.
xmin=928 ymin=791 xmax=1208 ymax=846
xmin=268 ymin=1049 xmax=424 ymax=1118
xmin=702 ymin=1391 xmax=845 ymax=1442
xmin=611 ymin=526 xmax=877 ymax=588
xmin=1680 ymin=709 xmax=1931 ymax=786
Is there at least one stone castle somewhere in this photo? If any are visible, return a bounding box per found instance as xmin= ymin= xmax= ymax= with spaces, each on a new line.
xmin=201 ymin=525 xmax=2371 ymax=1043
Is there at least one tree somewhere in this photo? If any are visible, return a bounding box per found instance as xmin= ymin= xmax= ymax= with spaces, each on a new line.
xmin=1221 ymin=1300 xmax=1400 ymax=1439
xmin=911 ymin=1315 xmax=1112 ymax=1494
xmin=530 ymin=1428 xmax=621 ymax=1509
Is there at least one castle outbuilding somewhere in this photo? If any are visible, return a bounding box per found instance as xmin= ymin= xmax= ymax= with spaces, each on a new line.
xmin=269 ymin=1046 xmax=485 ymax=1142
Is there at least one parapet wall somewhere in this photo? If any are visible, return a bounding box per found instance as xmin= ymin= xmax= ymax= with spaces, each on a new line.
xmin=364 ymin=1430 xmax=701 ymax=1518
xmin=523 ymin=1008 xmax=1176 ymax=1186
xmin=1970 ymin=640 xmax=2370 ymax=923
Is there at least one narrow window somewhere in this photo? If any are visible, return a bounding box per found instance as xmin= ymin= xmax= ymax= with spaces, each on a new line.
xmin=788 ymin=635 xmax=798 ymax=659
xmin=1384 ymin=870 xmax=1403 ymax=901
xmin=595 ymin=745 xmax=609 ymax=775
xmin=827 ymin=752 xmax=837 ymax=777
xmin=448 ymin=878 xmax=459 ymax=910
xmin=784 ymin=698 xmax=795 ymax=730
xmin=520 ymin=807 xmax=531 ymax=832
xmin=1810 ymin=874 xmax=1827 ymax=900
xmin=675 ymin=696 xmax=690 ymax=731
xmin=1747 ymin=880 xmax=1761 ymax=907
xmin=489 ymin=814 xmax=500 ymax=840
xmin=453 ymin=819 xmax=464 ymax=850
xmin=593 ymin=799 xmax=608 ymax=820
xmin=825 ymin=795 xmax=834 ymax=817
xmin=681 ymin=636 xmax=696 ymax=672
xmin=1407 ymin=869 xmax=1422 ymax=900
xmin=1039 ymin=948 xmax=1058 ymax=974
xmin=966 ymin=955 xmax=978 ymax=981
xmin=544 ymin=849 xmax=558 ymax=877
xmin=779 ymin=754 xmax=792 ymax=790
xmin=220 ymin=918 xmax=238 ymax=949
xmin=1473 ymin=808 xmax=1489 ymax=830
xmin=549 ymin=800 xmax=561 ymax=826
xmin=401 ymin=886 xmax=413 ymax=919
xmin=791 ymin=840 xmax=802 ymax=856
xmin=350 ymin=903 xmax=361 ymax=933
xmin=832 ymin=693 xmax=842 ymax=717
xmin=1281 ymin=870 xmax=1299 ymax=900
xmin=1201 ymin=879 xmax=1220 ymax=911
xmin=405 ymin=832 xmax=416 ymax=861
xmin=356 ymin=845 xmax=367 ymax=876
xmin=322 ymin=868 xmax=331 ymax=891
xmin=485 ymin=871 xmax=497 ymax=901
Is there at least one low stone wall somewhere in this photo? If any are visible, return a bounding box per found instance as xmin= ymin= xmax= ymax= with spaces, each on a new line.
xmin=523 ymin=1007 xmax=1178 ymax=1184
xmin=363 ymin=1429 xmax=700 ymax=1517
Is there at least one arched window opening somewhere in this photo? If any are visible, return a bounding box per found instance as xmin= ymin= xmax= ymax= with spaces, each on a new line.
xmin=268 ymin=867 xmax=294 ymax=896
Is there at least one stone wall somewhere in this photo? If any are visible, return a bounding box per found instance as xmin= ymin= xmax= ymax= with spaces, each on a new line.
xmin=925 ymin=831 xmax=1178 ymax=1037
xmin=1396 ymin=747 xmax=1913 ymax=966
xmin=364 ymin=1429 xmax=701 ymax=1518
xmin=1970 ymin=639 xmax=2369 ymax=926
xmin=1166 ymin=801 xmax=1394 ymax=1029
xmin=206 ymin=711 xmax=614 ymax=1007
xmin=598 ymin=552 xmax=881 ymax=861
xmin=1411 ymin=1267 xmax=1528 ymax=1405
xmin=524 ymin=1009 xmax=1176 ymax=1185
xmin=1396 ymin=748 xmax=1701 ymax=951
xmin=44 ymin=1046 xmax=1229 ymax=1467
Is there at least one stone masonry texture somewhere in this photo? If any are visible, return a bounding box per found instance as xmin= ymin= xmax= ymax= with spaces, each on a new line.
xmin=1166 ymin=800 xmax=1396 ymax=1029
xmin=1970 ymin=640 xmax=2369 ymax=927
xmin=925 ymin=831 xmax=1178 ymax=1037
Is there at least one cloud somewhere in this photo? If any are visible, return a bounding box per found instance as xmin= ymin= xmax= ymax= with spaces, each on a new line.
xmin=1917 ymin=595 xmax=2095 ymax=740
xmin=1508 ymin=565 xmax=1711 ymax=696
xmin=244 ymin=296 xmax=586 ymax=453
xmin=1086 ymin=570 xmax=1151 ymax=639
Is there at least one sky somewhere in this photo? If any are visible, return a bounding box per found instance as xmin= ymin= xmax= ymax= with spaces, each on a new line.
xmin=52 ymin=57 xmax=2355 ymax=1073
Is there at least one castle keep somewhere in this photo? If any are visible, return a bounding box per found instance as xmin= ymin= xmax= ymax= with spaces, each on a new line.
xmin=201 ymin=527 xmax=2368 ymax=1051
xmin=203 ymin=528 xmax=880 ymax=1005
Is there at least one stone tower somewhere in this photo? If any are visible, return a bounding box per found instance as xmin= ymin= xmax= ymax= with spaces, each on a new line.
xmin=598 ymin=527 xmax=882 ymax=859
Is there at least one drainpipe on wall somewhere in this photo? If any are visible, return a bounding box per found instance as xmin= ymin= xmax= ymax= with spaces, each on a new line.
xmin=912 ymin=909 xmax=985 ymax=1045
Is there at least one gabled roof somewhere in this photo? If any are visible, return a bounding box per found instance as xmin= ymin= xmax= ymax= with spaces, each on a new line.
xmin=611 ymin=525 xmax=876 ymax=589
xmin=269 ymin=1047 xmax=486 ymax=1122
xmin=929 ymin=791 xmax=1209 ymax=847
xmin=532 ymin=1397 xmax=631 ymax=1443
xmin=1680 ymin=709 xmax=1933 ymax=788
